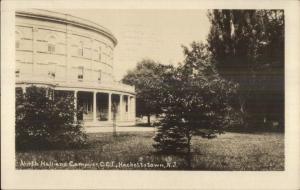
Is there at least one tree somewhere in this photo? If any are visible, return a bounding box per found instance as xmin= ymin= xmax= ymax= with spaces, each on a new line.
xmin=153 ymin=42 xmax=238 ymax=168
xmin=207 ymin=10 xmax=284 ymax=129
xmin=16 ymin=86 xmax=87 ymax=150
xmin=122 ymin=59 xmax=173 ymax=125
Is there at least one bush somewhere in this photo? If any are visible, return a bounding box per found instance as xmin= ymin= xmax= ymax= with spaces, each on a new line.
xmin=16 ymin=86 xmax=87 ymax=150
xmin=153 ymin=115 xmax=188 ymax=155
xmin=152 ymin=42 xmax=239 ymax=169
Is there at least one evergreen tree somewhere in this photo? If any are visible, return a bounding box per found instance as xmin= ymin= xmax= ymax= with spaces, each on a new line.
xmin=153 ymin=42 xmax=238 ymax=168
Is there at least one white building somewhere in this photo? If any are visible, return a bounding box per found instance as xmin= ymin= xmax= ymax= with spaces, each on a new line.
xmin=15 ymin=9 xmax=136 ymax=127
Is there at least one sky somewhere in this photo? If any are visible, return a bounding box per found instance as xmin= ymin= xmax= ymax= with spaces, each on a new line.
xmin=60 ymin=9 xmax=211 ymax=80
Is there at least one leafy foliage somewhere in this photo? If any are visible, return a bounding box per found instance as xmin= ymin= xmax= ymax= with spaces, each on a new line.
xmin=153 ymin=42 xmax=238 ymax=168
xmin=16 ymin=86 xmax=87 ymax=150
xmin=207 ymin=10 xmax=284 ymax=129
xmin=153 ymin=115 xmax=189 ymax=154
xmin=122 ymin=59 xmax=173 ymax=124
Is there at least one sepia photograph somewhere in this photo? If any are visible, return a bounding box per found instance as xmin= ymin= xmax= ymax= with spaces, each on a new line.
xmin=1 ymin=0 xmax=300 ymax=189
xmin=15 ymin=8 xmax=284 ymax=170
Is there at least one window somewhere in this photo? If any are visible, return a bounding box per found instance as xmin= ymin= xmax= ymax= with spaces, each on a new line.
xmin=84 ymin=100 xmax=92 ymax=112
xmin=16 ymin=41 xmax=20 ymax=49
xmin=15 ymin=69 xmax=20 ymax=77
xmin=78 ymin=67 xmax=84 ymax=80
xmin=78 ymin=41 xmax=84 ymax=56
xmin=15 ymin=31 xmax=21 ymax=49
xmin=48 ymin=35 xmax=56 ymax=54
xmin=45 ymin=89 xmax=54 ymax=100
xmin=48 ymin=44 xmax=55 ymax=53
xmin=48 ymin=71 xmax=55 ymax=78
xmin=48 ymin=64 xmax=56 ymax=79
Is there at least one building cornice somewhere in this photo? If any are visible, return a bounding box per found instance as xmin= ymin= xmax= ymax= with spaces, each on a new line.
xmin=16 ymin=80 xmax=136 ymax=95
xmin=16 ymin=9 xmax=118 ymax=46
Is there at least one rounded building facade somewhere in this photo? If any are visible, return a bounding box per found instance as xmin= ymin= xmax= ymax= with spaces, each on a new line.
xmin=15 ymin=9 xmax=136 ymax=127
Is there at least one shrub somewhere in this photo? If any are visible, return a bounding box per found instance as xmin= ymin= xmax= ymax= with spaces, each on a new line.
xmin=153 ymin=115 xmax=188 ymax=155
xmin=16 ymin=86 xmax=87 ymax=150
xmin=152 ymin=42 xmax=239 ymax=169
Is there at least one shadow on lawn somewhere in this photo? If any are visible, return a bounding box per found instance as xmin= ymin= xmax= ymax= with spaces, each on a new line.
xmin=15 ymin=131 xmax=284 ymax=170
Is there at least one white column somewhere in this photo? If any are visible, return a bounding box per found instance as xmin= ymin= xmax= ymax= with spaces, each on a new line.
xmin=108 ymin=93 xmax=112 ymax=122
xmin=132 ymin=97 xmax=136 ymax=121
xmin=128 ymin=96 xmax=132 ymax=121
xmin=93 ymin=91 xmax=97 ymax=123
xmin=131 ymin=96 xmax=135 ymax=121
xmin=74 ymin=90 xmax=78 ymax=122
xmin=119 ymin=94 xmax=124 ymax=121
xmin=21 ymin=86 xmax=26 ymax=94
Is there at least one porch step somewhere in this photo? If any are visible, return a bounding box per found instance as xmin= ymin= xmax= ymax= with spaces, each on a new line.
xmin=84 ymin=122 xmax=113 ymax=127
xmin=83 ymin=120 xmax=136 ymax=128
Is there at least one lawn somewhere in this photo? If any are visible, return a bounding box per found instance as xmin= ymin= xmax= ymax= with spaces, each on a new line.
xmin=16 ymin=131 xmax=284 ymax=170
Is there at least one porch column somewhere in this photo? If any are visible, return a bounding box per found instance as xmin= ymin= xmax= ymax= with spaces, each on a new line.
xmin=120 ymin=94 xmax=124 ymax=121
xmin=128 ymin=96 xmax=132 ymax=121
xmin=132 ymin=97 xmax=136 ymax=121
xmin=21 ymin=86 xmax=26 ymax=94
xmin=93 ymin=91 xmax=97 ymax=123
xmin=108 ymin=93 xmax=112 ymax=121
xmin=74 ymin=90 xmax=78 ymax=122
xmin=131 ymin=96 xmax=134 ymax=121
xmin=126 ymin=96 xmax=129 ymax=121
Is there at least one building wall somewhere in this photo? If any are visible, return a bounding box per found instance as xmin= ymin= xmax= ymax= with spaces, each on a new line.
xmin=15 ymin=10 xmax=136 ymax=127
xmin=16 ymin=15 xmax=115 ymax=85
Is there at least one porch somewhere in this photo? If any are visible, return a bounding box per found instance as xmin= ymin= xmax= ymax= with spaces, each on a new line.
xmin=62 ymin=90 xmax=136 ymax=127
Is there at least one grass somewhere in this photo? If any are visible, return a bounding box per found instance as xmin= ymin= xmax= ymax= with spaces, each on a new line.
xmin=16 ymin=131 xmax=284 ymax=170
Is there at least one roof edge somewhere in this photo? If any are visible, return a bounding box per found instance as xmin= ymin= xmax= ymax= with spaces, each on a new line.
xmin=16 ymin=9 xmax=118 ymax=46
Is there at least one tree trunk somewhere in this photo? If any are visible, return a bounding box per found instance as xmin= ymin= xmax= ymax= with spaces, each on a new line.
xmin=239 ymin=96 xmax=245 ymax=114
xmin=239 ymin=96 xmax=248 ymax=129
xmin=186 ymin=131 xmax=192 ymax=169
xmin=147 ymin=115 xmax=151 ymax=126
